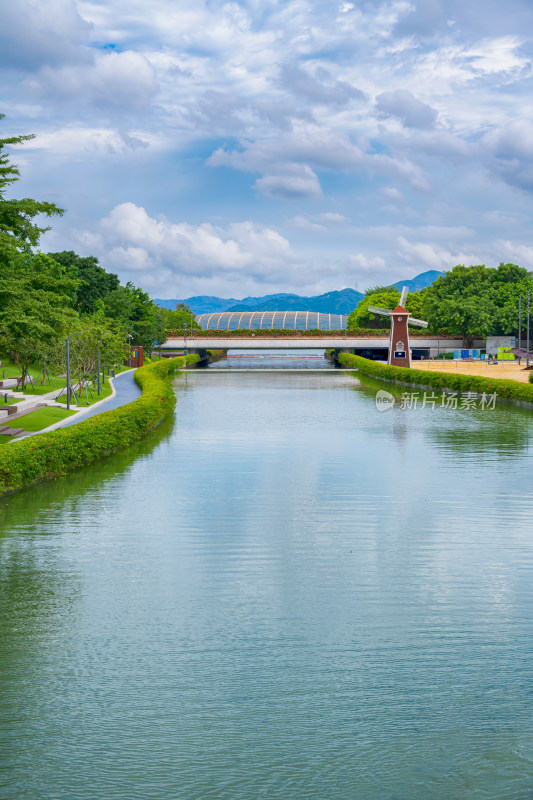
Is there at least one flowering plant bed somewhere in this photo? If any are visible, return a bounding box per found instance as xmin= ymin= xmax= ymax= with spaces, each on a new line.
xmin=165 ymin=328 xmax=448 ymax=338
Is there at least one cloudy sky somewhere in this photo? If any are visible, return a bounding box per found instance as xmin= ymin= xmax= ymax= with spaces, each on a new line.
xmin=2 ymin=0 xmax=533 ymax=299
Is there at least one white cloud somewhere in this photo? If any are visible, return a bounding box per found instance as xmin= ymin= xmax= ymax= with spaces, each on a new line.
xmin=20 ymin=126 xmax=154 ymax=155
xmin=482 ymin=120 xmax=533 ymax=191
xmin=376 ymin=89 xmax=437 ymax=129
xmin=255 ymin=165 xmax=323 ymax=199
xmin=492 ymin=240 xmax=533 ymax=268
xmin=280 ymin=62 xmax=365 ymax=106
xmin=0 ymin=0 xmax=91 ymax=71
xmin=27 ymin=50 xmax=158 ymax=112
xmin=3 ymin=0 xmax=533 ymax=298
xmin=318 ymin=212 xmax=350 ymax=224
xmin=396 ymin=236 xmax=482 ymax=268
xmin=93 ymin=203 xmax=296 ymax=285
xmin=383 ymin=187 xmax=405 ymax=201
xmin=349 ymin=253 xmax=388 ymax=273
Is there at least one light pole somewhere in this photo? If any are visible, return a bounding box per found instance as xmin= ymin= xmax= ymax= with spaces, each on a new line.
xmin=519 ymin=295 xmax=522 ymax=351
xmin=527 ymin=292 xmax=529 ymax=367
xmin=96 ymin=340 xmax=101 ymax=396
xmin=128 ymin=333 xmax=132 ymax=367
xmin=66 ymin=332 xmax=81 ymax=410
xmin=184 ymin=324 xmax=188 ymax=356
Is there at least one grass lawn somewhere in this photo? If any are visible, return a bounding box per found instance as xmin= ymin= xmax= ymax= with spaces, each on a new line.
xmin=13 ymin=378 xmax=68 ymax=395
xmin=4 ymin=360 xmax=131 ymax=399
xmin=55 ymin=379 xmax=114 ymax=407
xmin=2 ymin=406 xmax=78 ymax=431
xmin=0 ymin=397 xmax=19 ymax=406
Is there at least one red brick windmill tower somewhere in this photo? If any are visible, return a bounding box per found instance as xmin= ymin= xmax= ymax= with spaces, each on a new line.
xmin=369 ymin=286 xmax=428 ymax=368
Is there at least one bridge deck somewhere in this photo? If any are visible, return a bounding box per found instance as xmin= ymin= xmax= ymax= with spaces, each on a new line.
xmin=164 ymin=336 xmax=471 ymax=350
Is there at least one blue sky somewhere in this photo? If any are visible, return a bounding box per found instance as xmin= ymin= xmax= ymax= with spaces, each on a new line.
xmin=1 ymin=0 xmax=533 ymax=299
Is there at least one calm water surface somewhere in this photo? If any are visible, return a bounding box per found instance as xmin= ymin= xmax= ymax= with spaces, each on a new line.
xmin=1 ymin=363 xmax=533 ymax=800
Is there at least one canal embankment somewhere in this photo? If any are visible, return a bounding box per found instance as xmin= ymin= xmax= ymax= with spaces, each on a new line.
xmin=338 ymin=353 xmax=533 ymax=409
xmin=0 ymin=354 xmax=198 ymax=496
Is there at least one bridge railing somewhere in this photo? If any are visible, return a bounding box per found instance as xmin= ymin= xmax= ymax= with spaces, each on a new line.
xmin=165 ymin=327 xmax=445 ymax=339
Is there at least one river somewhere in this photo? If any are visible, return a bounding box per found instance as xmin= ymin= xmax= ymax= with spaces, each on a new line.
xmin=1 ymin=360 xmax=533 ymax=799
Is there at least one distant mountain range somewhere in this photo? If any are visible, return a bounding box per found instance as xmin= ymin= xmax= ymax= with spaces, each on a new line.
xmin=390 ymin=270 xmax=444 ymax=293
xmin=154 ymin=270 xmax=444 ymax=316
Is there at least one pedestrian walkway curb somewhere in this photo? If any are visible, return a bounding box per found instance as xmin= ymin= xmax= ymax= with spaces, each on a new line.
xmin=18 ymin=370 xmax=136 ymax=439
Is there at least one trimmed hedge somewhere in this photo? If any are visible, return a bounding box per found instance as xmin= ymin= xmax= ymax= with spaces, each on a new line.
xmin=0 ymin=354 xmax=199 ymax=496
xmin=167 ymin=327 xmax=446 ymax=338
xmin=338 ymin=353 xmax=533 ymax=406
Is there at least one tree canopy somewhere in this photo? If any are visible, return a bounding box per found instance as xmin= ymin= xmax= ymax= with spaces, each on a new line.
xmin=0 ymin=253 xmax=78 ymax=388
xmin=158 ymin=302 xmax=200 ymax=333
xmin=48 ymin=251 xmax=120 ymax=314
xmin=0 ymin=114 xmax=178 ymax=383
xmin=423 ymin=263 xmax=533 ymax=343
xmin=347 ymin=287 xmax=426 ymax=329
xmin=0 ymin=114 xmax=64 ymax=269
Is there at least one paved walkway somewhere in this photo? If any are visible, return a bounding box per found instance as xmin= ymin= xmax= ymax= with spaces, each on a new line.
xmin=60 ymin=369 xmax=141 ymax=428
xmin=408 ymin=359 xmax=532 ymax=383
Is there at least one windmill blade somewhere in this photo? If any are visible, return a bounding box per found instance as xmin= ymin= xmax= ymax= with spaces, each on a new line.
xmin=409 ymin=317 xmax=428 ymax=328
xmin=368 ymin=306 xmax=392 ymax=316
xmin=399 ymin=285 xmax=409 ymax=307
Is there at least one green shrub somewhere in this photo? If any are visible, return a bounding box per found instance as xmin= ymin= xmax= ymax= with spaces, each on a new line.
xmin=529 ymin=370 xmax=533 ymax=385
xmin=338 ymin=353 xmax=533 ymax=406
xmin=0 ymin=354 xmax=199 ymax=496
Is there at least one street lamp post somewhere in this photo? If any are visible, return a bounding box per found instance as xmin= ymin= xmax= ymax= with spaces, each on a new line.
xmin=184 ymin=324 xmax=188 ymax=356
xmin=519 ymin=295 xmax=522 ymax=351
xmin=97 ymin=340 xmax=101 ymax=396
xmin=128 ymin=333 xmax=132 ymax=367
xmin=66 ymin=332 xmax=81 ymax=410
xmin=527 ymin=292 xmax=530 ymax=367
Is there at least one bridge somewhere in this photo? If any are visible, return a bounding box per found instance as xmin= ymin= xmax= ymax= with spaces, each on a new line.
xmin=162 ymin=334 xmax=482 ymax=358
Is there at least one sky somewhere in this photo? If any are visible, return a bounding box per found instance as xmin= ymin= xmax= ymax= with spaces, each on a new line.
xmin=1 ymin=0 xmax=533 ymax=300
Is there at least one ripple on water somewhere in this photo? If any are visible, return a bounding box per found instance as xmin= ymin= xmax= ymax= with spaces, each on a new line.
xmin=1 ymin=370 xmax=533 ymax=799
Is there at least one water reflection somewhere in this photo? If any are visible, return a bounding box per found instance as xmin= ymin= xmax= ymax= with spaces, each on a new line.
xmin=208 ymin=348 xmax=334 ymax=369
xmin=0 ymin=371 xmax=532 ymax=800
xmin=354 ymin=373 xmax=533 ymax=460
xmin=0 ymin=416 xmax=176 ymax=532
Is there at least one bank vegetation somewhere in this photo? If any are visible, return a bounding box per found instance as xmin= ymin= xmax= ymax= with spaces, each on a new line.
xmin=0 ymin=355 xmax=198 ymax=497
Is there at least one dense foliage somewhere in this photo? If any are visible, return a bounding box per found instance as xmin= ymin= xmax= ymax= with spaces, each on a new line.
xmin=0 ymin=114 xmax=64 ymax=268
xmin=0 ymin=354 xmax=199 ymax=496
xmin=161 ymin=302 xmax=201 ymax=333
xmin=0 ymin=115 xmax=189 ymax=378
xmin=347 ymin=287 xmax=426 ymax=330
xmin=422 ymin=263 xmax=533 ymax=344
xmin=349 ymin=265 xmax=533 ymax=345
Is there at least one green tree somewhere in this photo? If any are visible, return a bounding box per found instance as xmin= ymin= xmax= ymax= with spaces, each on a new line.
xmin=103 ymin=280 xmax=167 ymax=356
xmin=0 ymin=114 xmax=64 ymax=268
xmin=103 ymin=285 xmax=135 ymax=321
xmin=159 ymin=302 xmax=200 ymax=333
xmin=0 ymin=255 xmax=78 ymax=389
xmin=51 ymin=318 xmax=128 ymax=398
xmin=47 ymin=251 xmax=120 ymax=314
xmin=422 ymin=263 xmax=533 ymax=345
xmin=123 ymin=282 xmax=166 ymax=355
xmin=348 ymin=288 xmax=426 ymax=329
